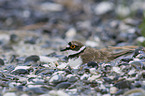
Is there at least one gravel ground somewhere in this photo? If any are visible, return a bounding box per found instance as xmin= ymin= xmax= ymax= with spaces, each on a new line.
xmin=0 ymin=0 xmax=145 ymax=96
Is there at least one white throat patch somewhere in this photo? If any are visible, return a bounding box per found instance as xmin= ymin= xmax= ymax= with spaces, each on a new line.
xmin=68 ymin=56 xmax=83 ymax=69
xmin=67 ymin=46 xmax=86 ymax=56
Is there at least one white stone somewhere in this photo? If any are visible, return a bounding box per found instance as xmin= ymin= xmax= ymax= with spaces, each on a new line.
xmin=110 ymin=87 xmax=118 ymax=94
xmin=116 ymin=5 xmax=130 ymax=17
xmin=27 ymin=74 xmax=38 ymax=78
xmin=100 ymin=84 xmax=106 ymax=89
xmin=57 ymin=63 xmax=68 ymax=69
xmin=128 ymin=69 xmax=135 ymax=75
xmin=89 ymin=68 xmax=96 ymax=74
xmin=136 ymin=36 xmax=145 ymax=43
xmin=66 ymin=74 xmax=75 ymax=78
xmin=86 ymin=40 xmax=99 ymax=47
xmin=88 ymin=74 xmax=101 ymax=81
xmin=40 ymin=3 xmax=63 ymax=12
xmin=0 ymin=34 xmax=10 ymax=43
xmin=102 ymin=94 xmax=110 ymax=96
xmin=32 ymin=78 xmax=44 ymax=82
xmin=77 ymin=21 xmax=91 ymax=29
xmin=49 ymin=90 xmax=69 ymax=96
xmin=112 ymin=67 xmax=122 ymax=74
xmin=65 ymin=28 xmax=76 ymax=39
xmin=94 ymin=1 xmax=114 ymax=15
xmin=27 ymin=85 xmax=42 ymax=88
xmin=12 ymin=66 xmax=30 ymax=72
xmin=43 ymin=64 xmax=50 ymax=67
xmin=19 ymin=77 xmax=28 ymax=82
xmin=3 ymin=93 xmax=16 ymax=96
xmin=80 ymin=74 xmax=90 ymax=80
xmin=40 ymin=56 xmax=58 ymax=63
xmin=49 ymin=75 xmax=59 ymax=83
xmin=20 ymin=94 xmax=29 ymax=96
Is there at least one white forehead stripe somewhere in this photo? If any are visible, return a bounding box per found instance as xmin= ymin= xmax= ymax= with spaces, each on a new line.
xmin=67 ymin=46 xmax=86 ymax=56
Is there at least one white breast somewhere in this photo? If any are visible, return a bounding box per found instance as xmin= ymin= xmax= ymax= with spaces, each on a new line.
xmin=68 ymin=56 xmax=83 ymax=69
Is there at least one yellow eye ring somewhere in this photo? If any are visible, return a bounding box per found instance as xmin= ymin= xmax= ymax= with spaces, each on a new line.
xmin=70 ymin=45 xmax=76 ymax=49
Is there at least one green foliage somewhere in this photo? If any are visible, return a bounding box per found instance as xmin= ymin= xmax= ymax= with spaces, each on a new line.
xmin=139 ymin=17 xmax=145 ymax=37
xmin=138 ymin=40 xmax=145 ymax=47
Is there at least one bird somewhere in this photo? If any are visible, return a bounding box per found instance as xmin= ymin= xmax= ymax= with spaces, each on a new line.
xmin=61 ymin=41 xmax=133 ymax=66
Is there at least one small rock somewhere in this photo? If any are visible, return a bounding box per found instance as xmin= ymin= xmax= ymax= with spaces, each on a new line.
xmin=55 ymin=82 xmax=71 ymax=89
xmin=3 ymin=92 xmax=16 ymax=96
xmin=65 ymin=27 xmax=76 ymax=40
xmin=87 ymin=61 xmax=98 ymax=68
xmin=134 ymin=81 xmax=142 ymax=88
xmin=86 ymin=40 xmax=99 ymax=48
xmin=0 ymin=58 xmax=4 ymax=65
xmin=89 ymin=68 xmax=97 ymax=74
xmin=115 ymin=89 xmax=124 ymax=95
xmin=10 ymin=34 xmax=19 ymax=43
xmin=103 ymin=77 xmax=112 ymax=84
xmin=94 ymin=1 xmax=114 ymax=15
xmin=49 ymin=90 xmax=69 ymax=96
xmin=25 ymin=87 xmax=46 ymax=94
xmin=116 ymin=5 xmax=130 ymax=17
xmin=100 ymin=89 xmax=108 ymax=94
xmin=57 ymin=63 xmax=68 ymax=69
xmin=24 ymin=37 xmax=38 ymax=44
xmin=12 ymin=69 xmax=29 ymax=75
xmin=24 ymin=55 xmax=40 ymax=63
xmin=49 ymin=74 xmax=66 ymax=85
xmin=115 ymin=80 xmax=132 ymax=89
xmin=40 ymin=56 xmax=58 ymax=63
xmin=67 ymin=75 xmax=78 ymax=83
xmin=129 ymin=61 xmax=144 ymax=69
xmin=11 ymin=66 xmax=31 ymax=75
xmin=110 ymin=87 xmax=118 ymax=94
xmin=40 ymin=2 xmax=63 ymax=12
xmin=123 ymin=88 xmax=145 ymax=96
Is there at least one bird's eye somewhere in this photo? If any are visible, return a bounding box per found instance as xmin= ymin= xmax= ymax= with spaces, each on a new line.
xmin=70 ymin=45 xmax=76 ymax=49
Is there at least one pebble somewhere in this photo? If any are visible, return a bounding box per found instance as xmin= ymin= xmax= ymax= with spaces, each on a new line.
xmin=103 ymin=77 xmax=112 ymax=84
xmin=89 ymin=68 xmax=97 ymax=74
xmin=40 ymin=2 xmax=63 ymax=12
xmin=85 ymin=40 xmax=99 ymax=48
xmin=24 ymin=55 xmax=40 ymax=63
xmin=87 ymin=61 xmax=98 ymax=68
xmin=0 ymin=58 xmax=4 ymax=65
xmin=3 ymin=92 xmax=16 ymax=96
xmin=11 ymin=66 xmax=31 ymax=75
xmin=67 ymin=74 xmax=78 ymax=83
xmin=110 ymin=87 xmax=118 ymax=94
xmin=12 ymin=69 xmax=29 ymax=75
xmin=25 ymin=87 xmax=46 ymax=94
xmin=49 ymin=90 xmax=69 ymax=96
xmin=65 ymin=27 xmax=77 ymax=41
xmin=57 ymin=63 xmax=68 ymax=69
xmin=55 ymin=82 xmax=71 ymax=89
xmin=115 ymin=80 xmax=132 ymax=89
xmin=116 ymin=5 xmax=130 ymax=17
xmin=10 ymin=34 xmax=19 ymax=43
xmin=115 ymin=89 xmax=124 ymax=95
xmin=94 ymin=1 xmax=114 ymax=15
xmin=49 ymin=74 xmax=66 ymax=85
xmin=39 ymin=56 xmax=58 ymax=63
xmin=123 ymin=88 xmax=145 ymax=96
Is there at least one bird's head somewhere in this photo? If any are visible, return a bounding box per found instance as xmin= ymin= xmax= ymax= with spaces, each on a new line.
xmin=61 ymin=41 xmax=86 ymax=56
